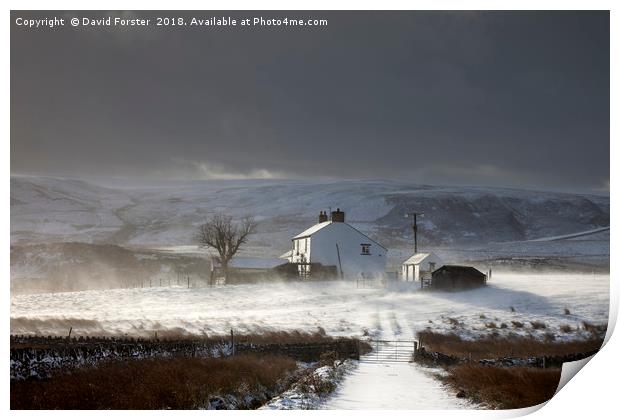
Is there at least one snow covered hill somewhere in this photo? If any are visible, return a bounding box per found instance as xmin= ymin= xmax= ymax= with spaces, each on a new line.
xmin=11 ymin=175 xmax=609 ymax=255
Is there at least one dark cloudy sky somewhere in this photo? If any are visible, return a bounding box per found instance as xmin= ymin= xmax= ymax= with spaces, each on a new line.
xmin=11 ymin=11 xmax=609 ymax=192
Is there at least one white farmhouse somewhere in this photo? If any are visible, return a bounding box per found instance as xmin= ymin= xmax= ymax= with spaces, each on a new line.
xmin=401 ymin=252 xmax=444 ymax=282
xmin=285 ymin=209 xmax=387 ymax=279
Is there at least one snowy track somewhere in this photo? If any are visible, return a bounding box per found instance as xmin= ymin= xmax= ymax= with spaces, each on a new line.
xmin=321 ymin=361 xmax=471 ymax=409
xmin=322 ymin=311 xmax=472 ymax=409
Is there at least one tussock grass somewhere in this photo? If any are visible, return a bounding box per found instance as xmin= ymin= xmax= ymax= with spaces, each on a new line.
xmin=511 ymin=321 xmax=524 ymax=329
xmin=11 ymin=354 xmax=297 ymax=409
xmin=233 ymin=329 xmax=334 ymax=344
xmin=417 ymin=330 xmax=603 ymax=360
xmin=298 ymin=371 xmax=337 ymax=397
xmin=530 ymin=321 xmax=547 ymax=330
xmin=419 ymin=326 xmax=606 ymax=410
xmin=446 ymin=317 xmax=460 ymax=326
xmin=560 ymin=324 xmax=573 ymax=333
xmin=444 ymin=364 xmax=561 ymax=409
xmin=582 ymin=321 xmax=606 ymax=335
xmin=156 ymin=328 xmax=335 ymax=344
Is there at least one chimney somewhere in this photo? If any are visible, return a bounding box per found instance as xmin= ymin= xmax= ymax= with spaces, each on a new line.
xmin=331 ymin=208 xmax=345 ymax=223
xmin=318 ymin=211 xmax=328 ymax=223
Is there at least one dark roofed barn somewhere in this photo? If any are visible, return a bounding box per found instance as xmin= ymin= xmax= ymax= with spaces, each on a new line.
xmin=430 ymin=265 xmax=487 ymax=290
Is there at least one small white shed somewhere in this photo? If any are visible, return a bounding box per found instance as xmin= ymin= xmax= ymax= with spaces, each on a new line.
xmin=401 ymin=252 xmax=444 ymax=282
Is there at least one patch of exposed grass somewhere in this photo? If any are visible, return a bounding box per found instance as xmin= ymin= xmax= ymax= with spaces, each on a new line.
xmin=11 ymin=354 xmax=297 ymax=409
xmin=530 ymin=321 xmax=547 ymax=330
xmin=298 ymin=371 xmax=337 ymax=397
xmin=443 ymin=364 xmax=561 ymax=409
xmin=511 ymin=321 xmax=524 ymax=329
xmin=582 ymin=321 xmax=607 ymax=335
xmin=446 ymin=317 xmax=460 ymax=326
xmin=232 ymin=329 xmax=336 ymax=344
xmin=485 ymin=322 xmax=498 ymax=329
xmin=358 ymin=340 xmax=373 ymax=354
xmin=560 ymin=324 xmax=573 ymax=333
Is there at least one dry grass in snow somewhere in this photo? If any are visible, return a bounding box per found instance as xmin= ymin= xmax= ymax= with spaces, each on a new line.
xmin=417 ymin=330 xmax=604 ymax=360
xmin=443 ymin=364 xmax=561 ymax=409
xmin=11 ymin=354 xmax=297 ymax=409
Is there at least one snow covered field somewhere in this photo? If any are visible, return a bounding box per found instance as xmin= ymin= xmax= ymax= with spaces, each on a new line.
xmin=10 ymin=273 xmax=609 ymax=341
xmin=10 ymin=273 xmax=608 ymax=410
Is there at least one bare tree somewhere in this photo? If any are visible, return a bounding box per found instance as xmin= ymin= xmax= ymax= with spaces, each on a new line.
xmin=197 ymin=213 xmax=257 ymax=281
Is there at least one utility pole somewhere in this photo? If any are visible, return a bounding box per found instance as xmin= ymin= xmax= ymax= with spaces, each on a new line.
xmin=405 ymin=212 xmax=424 ymax=253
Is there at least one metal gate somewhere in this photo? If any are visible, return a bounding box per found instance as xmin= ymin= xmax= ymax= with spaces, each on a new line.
xmin=360 ymin=339 xmax=416 ymax=363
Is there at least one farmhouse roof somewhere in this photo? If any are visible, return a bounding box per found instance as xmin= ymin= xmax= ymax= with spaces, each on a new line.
xmin=292 ymin=221 xmax=387 ymax=250
xmin=293 ymin=221 xmax=333 ymax=239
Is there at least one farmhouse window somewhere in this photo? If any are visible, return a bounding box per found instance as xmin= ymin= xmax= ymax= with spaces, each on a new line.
xmin=361 ymin=244 xmax=371 ymax=255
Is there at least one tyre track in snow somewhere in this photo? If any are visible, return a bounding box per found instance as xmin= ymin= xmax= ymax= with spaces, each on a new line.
xmin=322 ymin=308 xmax=471 ymax=409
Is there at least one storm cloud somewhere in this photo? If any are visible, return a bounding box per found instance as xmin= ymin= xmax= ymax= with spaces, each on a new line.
xmin=11 ymin=11 xmax=609 ymax=192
